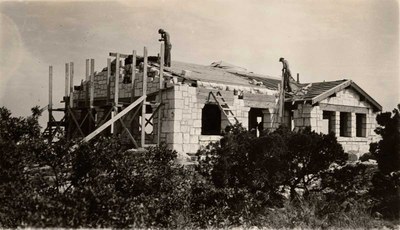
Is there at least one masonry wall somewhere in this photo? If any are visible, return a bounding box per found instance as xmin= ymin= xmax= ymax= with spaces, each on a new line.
xmin=293 ymin=88 xmax=379 ymax=157
xmin=151 ymin=83 xmax=278 ymax=159
xmin=73 ymin=71 xmax=136 ymax=101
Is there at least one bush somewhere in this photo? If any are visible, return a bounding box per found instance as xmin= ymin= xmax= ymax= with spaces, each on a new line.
xmin=279 ymin=127 xmax=347 ymax=199
xmin=369 ymin=105 xmax=400 ymax=219
xmin=0 ymin=106 xmax=194 ymax=228
xmin=319 ymin=162 xmax=377 ymax=216
xmin=196 ymin=124 xmax=285 ymax=205
xmin=43 ymin=143 xmax=194 ymax=228
xmin=0 ymin=106 xmax=44 ymax=227
xmin=359 ymin=152 xmax=376 ymax=162
xmin=1 ymin=106 xmax=396 ymax=228
xmin=195 ymin=124 xmax=348 ymax=226
xmin=260 ymin=193 xmax=389 ymax=229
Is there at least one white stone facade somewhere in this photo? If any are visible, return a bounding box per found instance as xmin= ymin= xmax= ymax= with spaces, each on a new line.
xmin=72 ymin=67 xmax=380 ymax=160
xmin=153 ymin=84 xmax=278 ymax=159
xmin=292 ymin=88 xmax=380 ymax=157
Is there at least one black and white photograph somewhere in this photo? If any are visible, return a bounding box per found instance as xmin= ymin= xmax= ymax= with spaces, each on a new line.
xmin=0 ymin=0 xmax=399 ymax=228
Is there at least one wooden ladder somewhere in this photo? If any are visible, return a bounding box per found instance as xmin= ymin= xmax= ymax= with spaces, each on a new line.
xmin=208 ymin=91 xmax=239 ymax=125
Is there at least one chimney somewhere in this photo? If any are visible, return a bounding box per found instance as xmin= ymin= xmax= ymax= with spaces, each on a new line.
xmin=297 ymin=73 xmax=300 ymax=83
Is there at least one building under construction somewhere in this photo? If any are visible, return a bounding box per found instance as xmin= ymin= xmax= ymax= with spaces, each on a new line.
xmin=45 ymin=45 xmax=382 ymax=161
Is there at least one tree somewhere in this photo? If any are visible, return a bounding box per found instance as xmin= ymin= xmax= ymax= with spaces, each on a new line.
xmin=369 ymin=105 xmax=400 ymax=219
xmin=0 ymin=106 xmax=44 ymax=227
xmin=0 ymin=107 xmax=194 ymax=228
xmin=197 ymin=125 xmax=347 ymax=201
xmin=262 ymin=127 xmax=346 ymax=199
xmin=370 ymin=105 xmax=400 ymax=174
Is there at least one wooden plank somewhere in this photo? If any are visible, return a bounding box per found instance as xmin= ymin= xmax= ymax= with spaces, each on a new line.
xmin=157 ymin=43 xmax=164 ymax=145
xmin=107 ymin=58 xmax=111 ymax=104
xmin=67 ymin=106 xmax=85 ymax=137
xmin=145 ymin=103 xmax=162 ymax=126
xmin=109 ymin=52 xmax=129 ymax=58
xmin=96 ymin=107 xmax=113 ymax=127
xmin=69 ymin=62 xmax=74 ymax=107
xmin=86 ymin=59 xmax=89 ymax=81
xmin=48 ymin=65 xmax=53 ymax=139
xmin=90 ymin=59 xmax=95 ymax=108
xmin=119 ymin=118 xmax=139 ymax=148
xmin=124 ymin=104 xmax=141 ymax=126
xmin=65 ymin=63 xmax=69 ymax=97
xmin=48 ymin=65 xmax=53 ymax=115
xmin=131 ymin=50 xmax=137 ymax=102
xmin=112 ymin=53 xmax=120 ymax=134
xmin=79 ymin=95 xmax=146 ymax=143
xmin=319 ymin=103 xmax=369 ymax=114
xmin=114 ymin=54 xmax=120 ymax=106
xmin=141 ymin=47 xmax=148 ymax=148
xmin=40 ymin=105 xmax=48 ymax=113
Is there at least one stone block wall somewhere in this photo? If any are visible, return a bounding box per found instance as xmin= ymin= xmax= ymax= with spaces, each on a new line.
xmin=73 ymin=68 xmax=162 ymax=102
xmin=323 ymin=88 xmax=370 ymax=107
xmin=263 ymin=108 xmax=280 ymax=130
xmin=134 ymin=71 xmax=162 ymax=97
xmin=293 ymin=104 xmax=320 ymax=130
xmin=152 ymin=83 xmax=277 ymax=158
xmin=152 ymin=84 xmax=203 ymax=156
xmin=292 ymin=88 xmax=380 ymax=157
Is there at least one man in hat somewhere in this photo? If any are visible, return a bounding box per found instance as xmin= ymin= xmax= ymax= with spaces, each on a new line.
xmin=279 ymin=57 xmax=293 ymax=92
xmin=158 ymin=29 xmax=171 ymax=67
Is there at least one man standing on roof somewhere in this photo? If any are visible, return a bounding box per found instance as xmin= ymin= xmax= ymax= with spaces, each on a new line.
xmin=158 ymin=29 xmax=171 ymax=67
xmin=279 ymin=57 xmax=292 ymax=92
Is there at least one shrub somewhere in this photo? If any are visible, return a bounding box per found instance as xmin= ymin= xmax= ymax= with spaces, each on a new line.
xmin=359 ymin=152 xmax=376 ymax=162
xmin=0 ymin=106 xmax=193 ymax=228
xmin=196 ymin=124 xmax=285 ymax=205
xmin=280 ymin=127 xmax=347 ymax=199
xmin=0 ymin=107 xmax=44 ymax=227
xmin=261 ymin=193 xmax=392 ymax=229
xmin=195 ymin=124 xmax=348 ymax=225
xmin=1 ymin=106 xmax=396 ymax=228
xmin=369 ymin=105 xmax=400 ymax=219
xmin=319 ymin=162 xmax=377 ymax=216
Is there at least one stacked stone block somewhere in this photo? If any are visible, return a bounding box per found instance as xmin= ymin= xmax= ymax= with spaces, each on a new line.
xmin=291 ymin=87 xmax=380 ymax=157
xmin=152 ymin=84 xmax=203 ymax=155
xmin=134 ymin=72 xmax=162 ymax=97
xmin=262 ymin=108 xmax=279 ymax=130
xmin=152 ymin=83 xmax=278 ymax=157
xmin=73 ymin=70 xmax=135 ymax=101
xmin=323 ymin=88 xmax=370 ymax=108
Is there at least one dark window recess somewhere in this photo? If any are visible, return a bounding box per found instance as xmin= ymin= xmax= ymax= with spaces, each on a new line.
xmin=340 ymin=112 xmax=351 ymax=137
xmin=356 ymin=113 xmax=366 ymax=137
xmin=201 ymin=104 xmax=221 ymax=135
xmin=322 ymin=111 xmax=336 ymax=134
xmin=248 ymin=108 xmax=264 ymax=136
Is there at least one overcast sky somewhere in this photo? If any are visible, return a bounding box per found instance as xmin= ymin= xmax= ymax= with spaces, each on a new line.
xmin=0 ymin=0 xmax=399 ymax=123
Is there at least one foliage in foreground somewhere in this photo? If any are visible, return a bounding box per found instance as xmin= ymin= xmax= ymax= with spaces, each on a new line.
xmin=0 ymin=106 xmax=398 ymax=228
xmin=369 ymin=105 xmax=400 ymax=219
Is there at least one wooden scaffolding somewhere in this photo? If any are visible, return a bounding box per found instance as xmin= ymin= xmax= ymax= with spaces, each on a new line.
xmin=44 ymin=45 xmax=166 ymax=149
